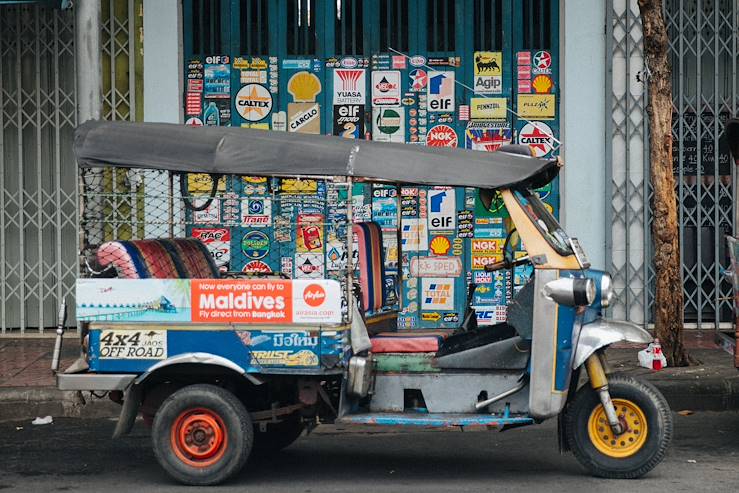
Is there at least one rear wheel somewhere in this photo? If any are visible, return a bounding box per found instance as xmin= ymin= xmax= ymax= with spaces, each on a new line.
xmin=152 ymin=384 xmax=252 ymax=486
xmin=565 ymin=375 xmax=672 ymax=479
xmin=252 ymin=415 xmax=305 ymax=455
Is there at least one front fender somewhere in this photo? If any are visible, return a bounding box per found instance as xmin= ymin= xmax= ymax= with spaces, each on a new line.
xmin=572 ymin=319 xmax=651 ymax=369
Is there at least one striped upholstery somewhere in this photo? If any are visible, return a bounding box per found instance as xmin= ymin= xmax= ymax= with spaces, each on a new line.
xmin=97 ymin=239 xmax=219 ymax=279
xmin=353 ymin=222 xmax=387 ymax=312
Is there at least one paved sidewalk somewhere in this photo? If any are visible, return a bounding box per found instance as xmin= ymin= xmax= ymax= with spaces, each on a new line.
xmin=0 ymin=331 xmax=737 ymax=422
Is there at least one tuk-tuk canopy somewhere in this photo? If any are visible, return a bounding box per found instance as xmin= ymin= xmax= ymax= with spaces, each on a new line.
xmin=74 ymin=120 xmax=560 ymax=190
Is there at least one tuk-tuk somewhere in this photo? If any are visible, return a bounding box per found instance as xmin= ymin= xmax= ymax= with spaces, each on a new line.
xmin=55 ymin=120 xmax=672 ymax=485
xmin=722 ymin=119 xmax=739 ymax=368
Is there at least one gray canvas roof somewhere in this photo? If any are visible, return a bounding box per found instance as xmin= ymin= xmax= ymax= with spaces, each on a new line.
xmin=74 ymin=120 xmax=560 ymax=189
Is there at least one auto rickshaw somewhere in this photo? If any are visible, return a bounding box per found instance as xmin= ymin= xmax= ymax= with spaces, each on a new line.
xmin=55 ymin=120 xmax=672 ymax=485
xmin=722 ymin=119 xmax=739 ymax=368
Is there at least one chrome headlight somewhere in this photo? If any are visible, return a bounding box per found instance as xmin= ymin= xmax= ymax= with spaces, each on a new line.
xmin=600 ymin=273 xmax=615 ymax=308
xmin=543 ymin=278 xmax=596 ymax=306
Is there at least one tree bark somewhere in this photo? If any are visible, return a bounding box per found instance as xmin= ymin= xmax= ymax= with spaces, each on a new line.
xmin=638 ymin=0 xmax=690 ymax=366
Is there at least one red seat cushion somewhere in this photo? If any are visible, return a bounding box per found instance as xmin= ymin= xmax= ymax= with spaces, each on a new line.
xmin=370 ymin=330 xmax=453 ymax=354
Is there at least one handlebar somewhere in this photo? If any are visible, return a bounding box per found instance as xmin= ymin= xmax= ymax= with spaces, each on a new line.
xmin=484 ymin=256 xmax=531 ymax=272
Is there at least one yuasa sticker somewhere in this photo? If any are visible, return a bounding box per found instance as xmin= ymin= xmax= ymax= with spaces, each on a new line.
xmin=333 ymin=69 xmax=366 ymax=105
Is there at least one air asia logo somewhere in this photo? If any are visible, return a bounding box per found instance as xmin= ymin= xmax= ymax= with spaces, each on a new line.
xmin=235 ymin=84 xmax=272 ymax=122
xmin=426 ymin=124 xmax=458 ymax=147
xmin=518 ymin=122 xmax=554 ymax=157
xmin=303 ymin=283 xmax=326 ymax=307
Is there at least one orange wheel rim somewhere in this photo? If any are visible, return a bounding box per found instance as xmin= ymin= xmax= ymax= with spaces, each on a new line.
xmin=170 ymin=408 xmax=228 ymax=468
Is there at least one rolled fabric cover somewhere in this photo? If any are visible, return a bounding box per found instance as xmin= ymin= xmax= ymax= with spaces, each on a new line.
xmin=96 ymin=238 xmax=218 ymax=279
xmin=167 ymin=238 xmax=220 ymax=278
xmin=133 ymin=240 xmax=181 ymax=278
xmin=97 ymin=240 xmax=151 ymax=279
xmin=352 ymin=222 xmax=387 ymax=313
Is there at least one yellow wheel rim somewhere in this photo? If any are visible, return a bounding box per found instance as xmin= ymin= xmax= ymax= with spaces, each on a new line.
xmin=587 ymin=399 xmax=648 ymax=458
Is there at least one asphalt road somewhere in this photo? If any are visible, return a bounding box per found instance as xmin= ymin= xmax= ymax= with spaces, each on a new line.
xmin=1 ymin=411 xmax=737 ymax=493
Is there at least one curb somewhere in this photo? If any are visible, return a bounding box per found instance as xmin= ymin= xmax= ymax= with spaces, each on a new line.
xmin=642 ymin=374 xmax=739 ymax=412
xmin=0 ymin=387 xmax=119 ymax=423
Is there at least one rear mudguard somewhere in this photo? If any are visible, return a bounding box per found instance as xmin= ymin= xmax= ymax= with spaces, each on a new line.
xmin=572 ymin=319 xmax=651 ymax=369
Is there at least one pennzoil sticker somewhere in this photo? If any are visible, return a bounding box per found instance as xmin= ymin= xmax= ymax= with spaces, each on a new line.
xmin=99 ymin=330 xmax=167 ymax=360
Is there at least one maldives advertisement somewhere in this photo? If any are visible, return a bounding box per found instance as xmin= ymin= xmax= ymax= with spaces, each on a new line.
xmin=76 ymin=278 xmax=343 ymax=325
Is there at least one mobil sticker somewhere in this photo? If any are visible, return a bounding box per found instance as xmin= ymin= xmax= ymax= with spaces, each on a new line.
xmin=427 ymin=188 xmax=456 ymax=231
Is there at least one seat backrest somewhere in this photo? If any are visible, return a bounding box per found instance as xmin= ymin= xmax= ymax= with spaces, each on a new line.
xmin=353 ymin=222 xmax=387 ymax=312
xmin=96 ymin=238 xmax=219 ymax=279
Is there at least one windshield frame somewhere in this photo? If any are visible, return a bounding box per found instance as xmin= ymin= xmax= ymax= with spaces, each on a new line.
xmin=512 ymin=188 xmax=575 ymax=257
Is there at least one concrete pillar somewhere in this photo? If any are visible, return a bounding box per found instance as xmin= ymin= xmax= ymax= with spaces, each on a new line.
xmin=75 ymin=0 xmax=102 ymax=122
xmin=559 ymin=1 xmax=607 ymax=269
xmin=143 ymin=0 xmax=182 ymax=123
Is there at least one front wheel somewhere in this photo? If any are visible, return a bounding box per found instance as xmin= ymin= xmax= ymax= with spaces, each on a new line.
xmin=564 ymin=375 xmax=672 ymax=479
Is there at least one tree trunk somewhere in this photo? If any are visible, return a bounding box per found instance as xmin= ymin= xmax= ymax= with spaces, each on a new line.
xmin=638 ymin=0 xmax=690 ymax=366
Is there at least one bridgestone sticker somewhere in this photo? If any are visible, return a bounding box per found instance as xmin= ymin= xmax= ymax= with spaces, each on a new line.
xmin=99 ymin=330 xmax=167 ymax=360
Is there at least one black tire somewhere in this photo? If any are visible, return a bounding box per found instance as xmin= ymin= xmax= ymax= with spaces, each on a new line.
xmin=565 ymin=375 xmax=672 ymax=479
xmin=152 ymin=384 xmax=253 ymax=486
xmin=252 ymin=415 xmax=304 ymax=455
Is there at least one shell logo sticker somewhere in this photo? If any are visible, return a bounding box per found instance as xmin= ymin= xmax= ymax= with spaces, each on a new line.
xmin=303 ymin=283 xmax=326 ymax=307
xmin=430 ymin=236 xmax=451 ymax=255
xmin=288 ymin=71 xmax=322 ymax=103
xmin=532 ymin=75 xmax=554 ymax=94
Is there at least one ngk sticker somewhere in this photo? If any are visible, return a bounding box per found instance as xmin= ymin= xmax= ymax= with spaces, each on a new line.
xmin=518 ymin=121 xmax=554 ymax=157
xmin=426 ymin=124 xmax=458 ymax=148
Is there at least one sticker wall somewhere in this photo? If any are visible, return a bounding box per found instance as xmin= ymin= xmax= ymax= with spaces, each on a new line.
xmin=183 ymin=49 xmax=559 ymax=329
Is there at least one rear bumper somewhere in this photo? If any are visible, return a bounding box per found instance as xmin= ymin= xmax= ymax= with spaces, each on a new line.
xmin=57 ymin=373 xmax=135 ymax=391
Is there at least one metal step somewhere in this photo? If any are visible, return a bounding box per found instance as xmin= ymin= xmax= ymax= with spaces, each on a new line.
xmin=337 ymin=412 xmax=534 ymax=429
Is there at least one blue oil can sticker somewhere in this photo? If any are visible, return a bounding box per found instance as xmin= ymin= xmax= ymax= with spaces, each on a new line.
xmin=98 ymin=329 xmax=167 ymax=360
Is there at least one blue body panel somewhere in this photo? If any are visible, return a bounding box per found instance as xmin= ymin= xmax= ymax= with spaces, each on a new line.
xmin=88 ymin=326 xmax=347 ymax=374
xmin=339 ymin=413 xmax=534 ymax=428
